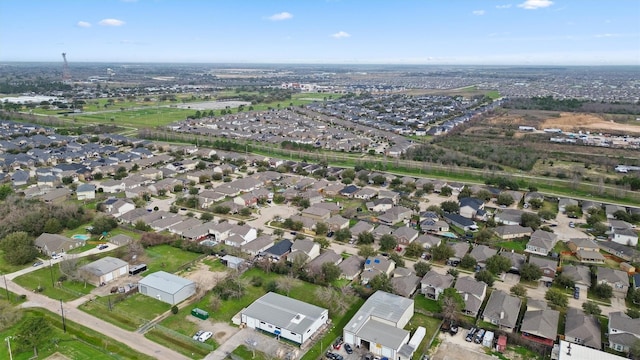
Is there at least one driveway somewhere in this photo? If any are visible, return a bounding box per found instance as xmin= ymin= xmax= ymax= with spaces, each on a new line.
xmin=247 ymin=204 xmax=298 ymax=234
xmin=205 ymin=328 xmax=298 ymax=360
xmin=431 ymin=331 xmax=498 ymax=360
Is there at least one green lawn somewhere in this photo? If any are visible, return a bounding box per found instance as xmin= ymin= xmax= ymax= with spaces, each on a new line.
xmin=144 ymin=244 xmax=203 ymax=273
xmin=0 ymin=250 xmax=25 ymax=274
xmin=496 ymin=239 xmax=527 ymax=252
xmin=144 ymin=326 xmax=214 ymax=359
xmin=405 ymin=313 xmax=441 ymax=356
xmin=13 ymin=264 xmax=95 ymax=301
xmin=202 ymin=257 xmax=228 ymax=272
xmin=415 ymin=295 xmax=442 ymax=313
xmin=78 ymin=293 xmax=171 ymax=331
xmin=232 ymin=344 xmax=270 ymax=360
xmin=70 ymin=107 xmax=194 ymax=129
xmin=0 ymin=308 xmax=155 ymax=360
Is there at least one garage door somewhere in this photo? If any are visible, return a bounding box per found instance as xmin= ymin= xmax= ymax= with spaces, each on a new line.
xmin=105 ymin=273 xmax=113 ymax=282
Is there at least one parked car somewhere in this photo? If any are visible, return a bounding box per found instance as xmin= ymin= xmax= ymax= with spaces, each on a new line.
xmin=192 ymin=330 xmax=204 ymax=341
xmin=569 ymin=222 xmax=575 ymax=228
xmin=574 ymin=287 xmax=580 ymax=299
xmin=198 ymin=331 xmax=213 ymax=342
xmin=450 ymin=323 xmax=459 ymax=335
xmin=344 ymin=343 xmax=353 ymax=354
xmin=465 ymin=327 xmax=477 ymax=342
xmin=474 ymin=329 xmax=486 ymax=344
xmin=326 ymin=231 xmax=335 ymax=238
xmin=32 ymin=261 xmax=44 ymax=267
xmin=52 ymin=252 xmax=65 ymax=260
xmin=98 ymin=244 xmax=108 ymax=250
xmin=362 ymin=354 xmax=374 ymax=360
xmin=332 ymin=336 xmax=343 ymax=350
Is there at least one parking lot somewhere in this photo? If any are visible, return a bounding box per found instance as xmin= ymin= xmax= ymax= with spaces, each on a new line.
xmin=431 ymin=331 xmax=500 ymax=360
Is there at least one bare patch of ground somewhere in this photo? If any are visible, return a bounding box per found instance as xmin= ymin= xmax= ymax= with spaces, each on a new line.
xmin=45 ymin=353 xmax=71 ymax=360
xmin=540 ymin=112 xmax=640 ymax=134
xmin=180 ymin=260 xmax=227 ymax=292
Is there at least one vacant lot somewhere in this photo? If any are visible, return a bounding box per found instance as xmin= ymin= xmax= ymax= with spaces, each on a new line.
xmin=79 ymin=293 xmax=170 ymax=331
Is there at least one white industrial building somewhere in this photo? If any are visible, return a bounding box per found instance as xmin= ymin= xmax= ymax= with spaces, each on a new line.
xmin=138 ymin=271 xmax=196 ymax=305
xmin=343 ymin=291 xmax=414 ymax=359
xmin=79 ymin=256 xmax=129 ymax=286
xmin=240 ymin=292 xmax=328 ymax=345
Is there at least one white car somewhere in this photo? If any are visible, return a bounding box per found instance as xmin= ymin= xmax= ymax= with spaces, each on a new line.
xmin=192 ymin=330 xmax=204 ymax=341
xmin=198 ymin=331 xmax=213 ymax=342
xmin=52 ymin=253 xmax=65 ymax=260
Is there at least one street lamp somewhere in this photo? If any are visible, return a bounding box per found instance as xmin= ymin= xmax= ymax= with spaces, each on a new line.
xmin=5 ymin=336 xmax=13 ymax=360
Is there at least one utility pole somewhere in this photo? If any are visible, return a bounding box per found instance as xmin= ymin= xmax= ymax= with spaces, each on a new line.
xmin=60 ymin=299 xmax=66 ymax=333
xmin=5 ymin=336 xmax=12 ymax=360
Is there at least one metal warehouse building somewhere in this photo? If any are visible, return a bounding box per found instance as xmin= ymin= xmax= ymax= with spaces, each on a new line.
xmin=79 ymin=256 xmax=129 ymax=286
xmin=138 ymin=271 xmax=196 ymax=305
xmin=343 ymin=291 xmax=414 ymax=359
xmin=240 ymin=292 xmax=328 ymax=345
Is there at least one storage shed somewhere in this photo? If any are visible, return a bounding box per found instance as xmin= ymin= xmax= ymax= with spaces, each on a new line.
xmin=79 ymin=256 xmax=129 ymax=286
xmin=138 ymin=271 xmax=196 ymax=305
xmin=221 ymin=255 xmax=245 ymax=270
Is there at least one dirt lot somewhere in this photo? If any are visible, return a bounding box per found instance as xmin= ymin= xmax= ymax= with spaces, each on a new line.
xmin=540 ymin=112 xmax=640 ymax=134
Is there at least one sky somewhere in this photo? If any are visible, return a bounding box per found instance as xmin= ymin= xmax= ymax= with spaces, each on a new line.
xmin=1 ymin=0 xmax=639 ymax=65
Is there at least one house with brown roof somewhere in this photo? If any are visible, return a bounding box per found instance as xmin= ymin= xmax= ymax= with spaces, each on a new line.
xmin=521 ymin=309 xmax=559 ymax=346
xmin=35 ymin=233 xmax=84 ymax=256
xmin=597 ymin=268 xmax=630 ymax=298
xmin=493 ymin=225 xmax=533 ymax=240
xmin=339 ymin=255 xmax=364 ymax=280
xmin=454 ymin=276 xmax=487 ymax=317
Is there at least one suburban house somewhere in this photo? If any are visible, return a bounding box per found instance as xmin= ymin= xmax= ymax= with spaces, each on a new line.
xmin=392 ymin=226 xmax=419 ymax=245
xmin=240 ymin=292 xmax=328 ymax=345
xmin=568 ymin=238 xmax=605 ymax=264
xmin=367 ymin=198 xmax=394 ymax=213
xmin=529 ymin=256 xmax=558 ymax=284
xmin=260 ymin=239 xmax=293 ymax=262
xmin=420 ymin=270 xmax=454 ymax=299
xmin=611 ymin=228 xmax=638 ymax=247
xmin=454 ymin=276 xmax=487 ymax=317
xmin=459 ymin=197 xmax=485 ymax=219
xmin=391 ymin=269 xmax=421 ymax=298
xmin=289 ymin=239 xmax=321 ymax=263
xmin=558 ymin=198 xmax=579 ymax=213
xmin=482 ymin=290 xmax=522 ymax=333
xmin=525 ymin=230 xmax=558 ymax=256
xmin=339 ymin=255 xmax=364 ymax=280
xmin=138 ymin=271 xmax=196 ymax=305
xmin=420 ymin=219 xmax=449 ymax=233
xmin=469 ymin=245 xmax=498 ymax=269
xmin=597 ymin=268 xmax=630 ymax=298
xmin=495 ymin=209 xmax=525 ymax=226
xmin=350 ymin=221 xmax=375 ymax=239
xmin=361 ymin=256 xmax=395 ymax=284
xmin=79 ymin=257 xmax=129 ymax=286
xmin=443 ymin=213 xmax=477 ymax=231
xmin=414 ymin=234 xmax=441 ymax=250
xmin=564 ymin=308 xmax=601 ymax=350
xmin=493 ymin=225 xmax=533 ymax=240
xmin=521 ymin=309 xmax=560 ymax=346
xmin=102 ymin=198 xmax=136 ymax=218
xmin=301 ymin=206 xmax=331 ymax=222
xmin=448 ymin=242 xmax=470 ymax=262
xmin=34 ymin=233 xmax=84 ymax=256
xmin=326 ymin=215 xmax=350 ymax=231
xmin=371 ymin=224 xmax=394 ymax=240
xmin=343 ymin=291 xmax=413 ymax=360
xmin=500 ymin=250 xmax=526 ymax=273
xmin=378 ymin=206 xmax=413 ymax=225
xmin=76 ymin=183 xmax=96 ymax=200
xmin=241 ymin=235 xmax=274 ymax=257
xmin=306 ymin=250 xmax=342 ymax=275
xmin=608 ymin=311 xmax=640 ymax=353
xmin=562 ymin=264 xmax=592 ymax=292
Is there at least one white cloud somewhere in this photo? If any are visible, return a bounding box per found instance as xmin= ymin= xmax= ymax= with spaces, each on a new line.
xmin=472 ymin=10 xmax=485 ymax=15
xmin=268 ymin=12 xmax=293 ymax=21
xmin=594 ymin=33 xmax=620 ymax=38
xmin=98 ymin=18 xmax=125 ymax=26
xmin=77 ymin=21 xmax=91 ymax=28
xmin=331 ymin=31 xmax=351 ymax=39
xmin=518 ymin=0 xmax=553 ymax=9
xmin=496 ymin=4 xmax=512 ymax=9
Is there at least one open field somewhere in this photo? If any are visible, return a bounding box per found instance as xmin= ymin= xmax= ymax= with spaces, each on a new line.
xmin=402 ymin=86 xmax=501 ymax=99
xmin=79 ymin=293 xmax=171 ymax=331
xmin=143 ymin=244 xmax=203 ymax=274
xmin=13 ymin=264 xmax=95 ymax=301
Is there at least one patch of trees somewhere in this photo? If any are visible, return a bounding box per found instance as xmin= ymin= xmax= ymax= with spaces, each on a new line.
xmin=405 ymin=144 xmax=500 ymax=170
xmin=616 ymin=175 xmax=640 ymax=191
xmin=485 ymin=176 xmax=520 ymax=191
xmin=280 ymin=141 xmax=316 ymax=152
xmin=0 ymin=232 xmax=39 ymax=265
xmin=504 ymin=96 xmax=640 ymax=115
xmin=140 ymin=232 xmax=178 ymax=247
xmin=0 ymin=80 xmax=72 ymax=94
xmin=433 ymin=136 xmax=540 ymax=171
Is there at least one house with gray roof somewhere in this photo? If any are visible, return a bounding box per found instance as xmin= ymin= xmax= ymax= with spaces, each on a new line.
xmin=138 ymin=271 xmax=195 ymax=305
xmin=372 ymin=224 xmax=394 ymax=240
xmin=261 ymin=239 xmax=293 ymax=262
xmin=350 ymin=221 xmax=375 ymax=239
xmin=611 ymin=228 xmax=638 ymax=247
xmin=362 ymin=256 xmax=395 ymax=284
xmin=34 ymin=233 xmax=84 ymax=256
xmin=454 ymin=276 xmax=487 ymax=317
xmin=521 ymin=309 xmax=560 ymax=345
xmin=482 ymin=290 xmax=522 ymax=332
xmin=495 ymin=209 xmax=525 ymax=226
xmin=565 ymin=308 xmax=601 ymax=349
xmin=79 ymin=257 xmax=129 ymax=286
xmin=493 ymin=225 xmax=533 ymax=240
xmin=241 ymin=235 xmax=274 ymax=256
xmin=525 ymin=230 xmax=558 ymax=256
xmin=343 ymin=291 xmax=413 ymax=359
xmin=562 ymin=264 xmax=591 ymax=291
xmin=76 ymin=183 xmax=96 ymax=200
xmin=448 ymin=242 xmax=470 ymax=261
xmin=499 ymin=250 xmax=526 ymax=273
xmin=391 ymin=272 xmax=421 ymax=298
xmin=414 ymin=234 xmax=441 ymax=249
xmin=240 ymin=292 xmax=328 ymax=345
xmin=529 ymin=256 xmax=558 ymax=283
xmin=469 ymin=245 xmax=498 ymax=268
xmin=289 ymin=239 xmax=320 ymax=263
xmin=307 ymin=249 xmax=342 ymax=275
xmin=597 ymin=268 xmax=630 ymax=298
xmin=339 ymin=255 xmax=364 ymax=280
xmin=420 ymin=270 xmax=454 ymax=299
xmin=392 ymin=226 xmax=419 ymax=245
xmin=608 ymin=311 xmax=640 ymax=353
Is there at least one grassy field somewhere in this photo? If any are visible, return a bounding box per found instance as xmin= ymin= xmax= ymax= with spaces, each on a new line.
xmin=144 ymin=244 xmax=203 ymax=273
xmin=0 ymin=308 xmax=156 ymax=360
xmin=405 ymin=313 xmax=442 ymax=357
xmin=496 ymin=239 xmax=528 ymax=252
xmin=69 ymin=107 xmax=193 ymax=129
xmin=415 ymin=295 xmax=442 ymax=313
xmin=78 ymin=293 xmax=171 ymax=331
xmin=13 ymin=263 xmax=95 ymax=301
xmin=144 ymin=326 xmax=214 ymax=359
xmin=232 ymin=344 xmax=270 ymax=360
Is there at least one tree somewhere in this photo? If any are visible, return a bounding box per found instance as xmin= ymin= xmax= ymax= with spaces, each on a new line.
xmin=431 ymin=242 xmax=454 ymax=261
xmin=529 ymin=198 xmax=543 ymax=209
xmin=17 ymin=316 xmax=50 ymax=357
xmin=0 ymin=184 xmax=13 ymax=200
xmin=61 ymin=176 xmax=73 ymax=185
xmin=458 ymin=186 xmax=473 ymax=199
xmin=496 ymin=194 xmax=514 ymax=207
xmin=321 ymin=262 xmax=341 ymax=283
xmin=335 ymin=228 xmax=352 ymax=242
xmin=485 ymin=255 xmax=511 ymax=275
xmin=369 ymin=274 xmax=392 ymax=292
xmin=379 ymin=234 xmax=397 ymax=251
xmin=0 ymin=232 xmax=39 ymax=265
xmin=276 ymin=277 xmax=296 ymax=296
xmin=404 ymin=242 xmax=424 ymax=258
xmin=438 ymin=288 xmax=464 ymax=322
xmin=414 ymin=261 xmax=431 ymax=277
xmin=510 ymin=284 xmax=527 ymax=297
xmin=43 ymin=218 xmax=62 ymax=234
xmin=592 ymin=283 xmax=613 ymax=300
xmin=0 ymin=300 xmax=21 ymax=330
xmin=545 ymin=288 xmax=568 ymax=308
xmin=554 ymin=274 xmax=575 ymax=289
xmin=314 ymin=237 xmax=330 ymax=249
xmin=447 ymin=268 xmax=460 ymax=278
xmin=630 ymin=288 xmax=640 ymax=305
xmin=90 ymin=216 xmax=118 ymax=235
xmin=315 ymin=222 xmax=329 ymax=237
xmin=358 ymin=244 xmax=376 ymax=258
xmin=357 ymin=232 xmax=375 ymax=245
xmin=440 ymin=186 xmax=453 ymax=197
xmin=476 ymin=190 xmax=492 ymax=202
xmin=474 ymin=229 xmax=494 ymax=245
xmin=440 ymin=200 xmax=460 ymax=214
xmin=475 ymin=270 xmax=495 ymax=287
xmin=459 ymin=254 xmax=477 ymax=270
xmin=200 ymin=212 xmax=214 ymax=221
xmin=389 ymin=252 xmax=405 ymax=268
xmin=520 ymin=212 xmax=542 ymax=230
xmin=239 ymin=208 xmax=252 ymax=217
xmin=520 ymin=263 xmax=543 ymax=281
xmin=582 ymin=301 xmax=601 ymax=316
